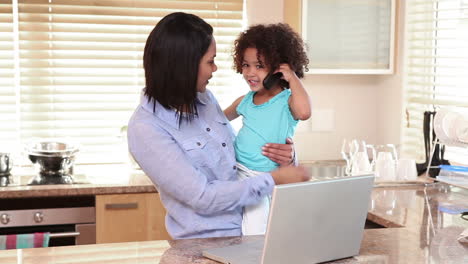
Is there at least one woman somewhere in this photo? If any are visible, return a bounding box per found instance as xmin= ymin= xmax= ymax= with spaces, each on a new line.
xmin=127 ymin=12 xmax=309 ymax=239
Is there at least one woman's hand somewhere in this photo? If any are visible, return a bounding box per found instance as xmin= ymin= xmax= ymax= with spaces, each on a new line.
xmin=262 ymin=138 xmax=295 ymax=166
xmin=271 ymin=165 xmax=310 ymax=185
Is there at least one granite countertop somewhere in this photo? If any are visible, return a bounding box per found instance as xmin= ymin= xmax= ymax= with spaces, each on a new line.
xmin=1 ymin=182 xmax=467 ymax=263
xmin=0 ymin=165 xmax=156 ymax=198
xmin=0 ymin=161 xmax=346 ymax=198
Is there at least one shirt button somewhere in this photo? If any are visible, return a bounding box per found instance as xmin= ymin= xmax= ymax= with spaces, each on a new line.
xmin=233 ymin=165 xmax=236 ymax=170
xmin=222 ymin=123 xmax=227 ymax=125
xmin=196 ymin=142 xmax=201 ymax=146
xmin=222 ymin=143 xmax=226 ymax=147
xmin=206 ymin=128 xmax=211 ymax=132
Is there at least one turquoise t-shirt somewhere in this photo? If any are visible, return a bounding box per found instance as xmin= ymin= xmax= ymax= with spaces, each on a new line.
xmin=234 ymin=89 xmax=298 ymax=172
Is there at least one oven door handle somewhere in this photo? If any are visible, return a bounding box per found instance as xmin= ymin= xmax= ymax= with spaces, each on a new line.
xmin=49 ymin=231 xmax=80 ymax=238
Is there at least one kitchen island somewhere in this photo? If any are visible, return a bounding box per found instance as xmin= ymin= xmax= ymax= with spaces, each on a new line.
xmin=1 ymin=182 xmax=467 ymax=263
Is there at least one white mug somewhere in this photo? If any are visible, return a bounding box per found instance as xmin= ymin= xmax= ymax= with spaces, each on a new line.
xmin=377 ymin=152 xmax=393 ymax=161
xmin=397 ymin=159 xmax=417 ymax=181
xmin=375 ymin=159 xmax=396 ymax=181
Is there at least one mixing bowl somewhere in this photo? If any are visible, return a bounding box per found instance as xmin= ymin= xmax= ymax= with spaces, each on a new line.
xmin=26 ymin=141 xmax=79 ymax=177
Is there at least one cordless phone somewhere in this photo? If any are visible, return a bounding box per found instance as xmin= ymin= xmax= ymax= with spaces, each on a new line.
xmin=263 ymin=72 xmax=290 ymax=89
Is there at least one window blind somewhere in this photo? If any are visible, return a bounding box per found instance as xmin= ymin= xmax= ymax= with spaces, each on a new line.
xmin=1 ymin=0 xmax=244 ymax=164
xmin=402 ymin=0 xmax=468 ymax=162
xmin=0 ymin=0 xmax=17 ymax=148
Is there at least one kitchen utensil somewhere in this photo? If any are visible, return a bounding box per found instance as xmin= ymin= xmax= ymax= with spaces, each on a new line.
xmin=351 ymin=152 xmax=372 ymax=175
xmin=372 ymin=144 xmax=398 ymax=181
xmin=341 ymin=139 xmax=352 ymax=175
xmin=0 ymin=152 xmax=13 ymax=176
xmin=350 ymin=140 xmax=374 ymax=175
xmin=434 ymin=108 xmax=451 ymax=143
xmin=417 ymin=111 xmax=450 ymax=178
xmin=396 ymin=159 xmax=417 ymax=181
xmin=25 ymin=140 xmax=79 ymax=184
xmin=375 ymin=159 xmax=396 ymax=181
xmin=375 ymin=144 xmax=398 ymax=161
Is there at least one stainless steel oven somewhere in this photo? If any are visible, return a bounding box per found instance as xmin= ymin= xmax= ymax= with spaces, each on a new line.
xmin=0 ymin=196 xmax=95 ymax=246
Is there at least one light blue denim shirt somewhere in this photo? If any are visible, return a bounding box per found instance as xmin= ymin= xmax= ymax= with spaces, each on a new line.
xmin=127 ymin=89 xmax=275 ymax=239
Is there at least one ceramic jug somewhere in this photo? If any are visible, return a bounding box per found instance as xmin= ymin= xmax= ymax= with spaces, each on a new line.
xmin=350 ymin=140 xmax=374 ymax=175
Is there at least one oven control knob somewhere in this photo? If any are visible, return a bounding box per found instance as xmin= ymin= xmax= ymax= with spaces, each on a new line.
xmin=34 ymin=212 xmax=44 ymax=223
xmin=0 ymin=213 xmax=10 ymax=225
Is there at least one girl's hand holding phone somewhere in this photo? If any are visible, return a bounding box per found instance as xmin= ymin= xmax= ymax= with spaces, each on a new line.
xmin=276 ymin=63 xmax=299 ymax=83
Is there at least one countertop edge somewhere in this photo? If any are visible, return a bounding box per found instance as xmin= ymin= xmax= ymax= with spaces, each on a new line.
xmin=0 ymin=185 xmax=157 ymax=198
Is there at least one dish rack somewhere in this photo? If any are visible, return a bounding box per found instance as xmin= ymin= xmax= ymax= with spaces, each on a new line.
xmin=427 ymin=108 xmax=468 ymax=189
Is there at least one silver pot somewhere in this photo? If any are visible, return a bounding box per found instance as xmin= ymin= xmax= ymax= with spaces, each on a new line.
xmin=26 ymin=141 xmax=79 ymax=177
xmin=0 ymin=153 xmax=13 ymax=176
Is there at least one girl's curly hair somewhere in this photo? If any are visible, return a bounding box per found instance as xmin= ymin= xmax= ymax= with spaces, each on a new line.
xmin=233 ymin=23 xmax=309 ymax=78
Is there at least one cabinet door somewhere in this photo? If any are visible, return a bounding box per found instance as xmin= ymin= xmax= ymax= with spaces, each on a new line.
xmin=96 ymin=193 xmax=170 ymax=243
xmin=286 ymin=0 xmax=396 ymax=74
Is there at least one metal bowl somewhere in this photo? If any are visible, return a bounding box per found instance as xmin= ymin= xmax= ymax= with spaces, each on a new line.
xmin=26 ymin=141 xmax=79 ymax=177
xmin=26 ymin=141 xmax=79 ymax=157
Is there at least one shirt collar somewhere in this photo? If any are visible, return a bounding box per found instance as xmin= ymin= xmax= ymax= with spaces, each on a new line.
xmin=196 ymin=91 xmax=209 ymax=105
xmin=140 ymin=91 xmax=209 ymax=130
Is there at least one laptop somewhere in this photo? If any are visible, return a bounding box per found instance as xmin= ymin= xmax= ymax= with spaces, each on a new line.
xmin=203 ymin=174 xmax=374 ymax=264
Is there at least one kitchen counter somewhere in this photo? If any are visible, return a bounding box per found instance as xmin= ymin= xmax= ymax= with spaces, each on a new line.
xmin=1 ymin=182 xmax=467 ymax=263
xmin=0 ymin=165 xmax=156 ymax=198
xmin=0 ymin=161 xmax=345 ymax=198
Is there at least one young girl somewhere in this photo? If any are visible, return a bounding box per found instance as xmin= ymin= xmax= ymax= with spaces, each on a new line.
xmin=129 ymin=13 xmax=309 ymax=240
xmin=224 ymin=23 xmax=311 ymax=235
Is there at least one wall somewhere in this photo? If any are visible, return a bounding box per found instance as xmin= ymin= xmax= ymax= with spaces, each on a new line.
xmin=246 ymin=0 xmax=284 ymax=25
xmin=246 ymin=0 xmax=405 ymax=161
xmin=376 ymin=0 xmax=405 ymax=155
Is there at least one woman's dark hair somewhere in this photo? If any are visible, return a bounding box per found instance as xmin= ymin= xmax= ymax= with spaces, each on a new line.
xmin=233 ymin=23 xmax=308 ymax=78
xmin=143 ymin=12 xmax=213 ymax=120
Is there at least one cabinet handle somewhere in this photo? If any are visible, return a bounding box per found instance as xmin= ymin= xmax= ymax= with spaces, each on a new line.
xmin=105 ymin=203 xmax=138 ymax=210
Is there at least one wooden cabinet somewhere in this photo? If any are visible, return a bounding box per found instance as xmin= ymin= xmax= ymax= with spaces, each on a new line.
xmin=95 ymin=193 xmax=170 ymax=243
xmin=285 ymin=0 xmax=396 ymax=74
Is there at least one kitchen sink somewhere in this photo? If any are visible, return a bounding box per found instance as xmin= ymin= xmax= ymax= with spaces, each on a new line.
xmin=301 ymin=163 xmax=346 ymax=180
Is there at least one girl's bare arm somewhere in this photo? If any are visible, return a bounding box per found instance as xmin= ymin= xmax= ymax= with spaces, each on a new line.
xmin=278 ymin=64 xmax=311 ymax=120
xmin=223 ymin=95 xmax=244 ymax=121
